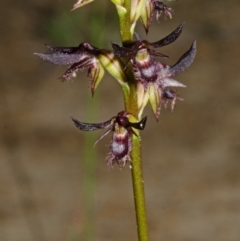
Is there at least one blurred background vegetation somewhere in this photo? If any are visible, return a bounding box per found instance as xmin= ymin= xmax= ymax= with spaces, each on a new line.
xmin=1 ymin=0 xmax=240 ymax=241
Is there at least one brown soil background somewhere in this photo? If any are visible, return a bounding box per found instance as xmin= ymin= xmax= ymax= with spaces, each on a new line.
xmin=1 ymin=1 xmax=240 ymax=241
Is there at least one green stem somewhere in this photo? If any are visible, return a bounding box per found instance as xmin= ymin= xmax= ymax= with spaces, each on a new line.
xmin=119 ymin=0 xmax=132 ymax=43
xmin=119 ymin=2 xmax=149 ymax=241
xmin=124 ymin=83 xmax=149 ymax=241
xmin=131 ymin=135 xmax=148 ymax=241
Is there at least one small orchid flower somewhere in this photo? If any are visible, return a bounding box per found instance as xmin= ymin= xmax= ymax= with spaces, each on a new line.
xmin=34 ymin=42 xmax=127 ymax=95
xmin=111 ymin=23 xmax=184 ymax=65
xmin=34 ymin=42 xmax=103 ymax=95
xmin=70 ymin=111 xmax=147 ymax=168
xmin=111 ymin=23 xmax=196 ymax=120
xmin=141 ymin=0 xmax=174 ymax=33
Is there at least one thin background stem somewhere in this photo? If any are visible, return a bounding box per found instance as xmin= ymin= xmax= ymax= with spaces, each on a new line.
xmin=81 ymin=8 xmax=106 ymax=241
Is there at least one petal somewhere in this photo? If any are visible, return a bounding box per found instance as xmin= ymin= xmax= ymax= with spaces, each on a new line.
xmin=60 ymin=57 xmax=95 ymax=81
xmin=137 ymin=82 xmax=150 ymax=118
xmin=94 ymin=128 xmax=112 ymax=147
xmin=129 ymin=116 xmax=147 ymax=131
xmin=160 ymin=77 xmax=186 ymax=88
xmin=115 ymin=111 xmax=147 ymax=136
xmin=148 ymin=49 xmax=169 ymax=58
xmin=89 ymin=60 xmax=105 ymax=95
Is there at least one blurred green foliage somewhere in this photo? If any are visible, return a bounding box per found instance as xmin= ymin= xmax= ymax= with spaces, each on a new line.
xmin=44 ymin=4 xmax=109 ymax=241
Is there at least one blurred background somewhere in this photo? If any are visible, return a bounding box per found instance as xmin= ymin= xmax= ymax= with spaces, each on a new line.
xmin=1 ymin=0 xmax=240 ymax=241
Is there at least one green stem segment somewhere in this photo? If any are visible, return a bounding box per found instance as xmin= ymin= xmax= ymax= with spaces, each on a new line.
xmin=119 ymin=0 xmax=132 ymax=43
xmin=124 ymin=83 xmax=149 ymax=241
xmin=120 ymin=2 xmax=149 ymax=241
xmin=131 ymin=135 xmax=148 ymax=241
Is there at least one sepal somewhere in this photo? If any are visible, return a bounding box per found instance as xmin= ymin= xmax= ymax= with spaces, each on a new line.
xmin=148 ymin=83 xmax=161 ymax=120
xmin=168 ymin=40 xmax=197 ymax=77
xmin=140 ymin=0 xmax=154 ymax=33
xmin=89 ymin=60 xmax=105 ymax=96
xmin=130 ymin=0 xmax=147 ymax=35
xmin=98 ymin=50 xmax=128 ymax=88
xmin=71 ymin=0 xmax=94 ymax=11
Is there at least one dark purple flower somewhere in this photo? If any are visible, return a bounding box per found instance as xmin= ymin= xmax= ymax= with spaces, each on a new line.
xmin=111 ymin=24 xmax=197 ymax=120
xmin=34 ymin=42 xmax=105 ymax=95
xmin=70 ymin=111 xmax=147 ymax=168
